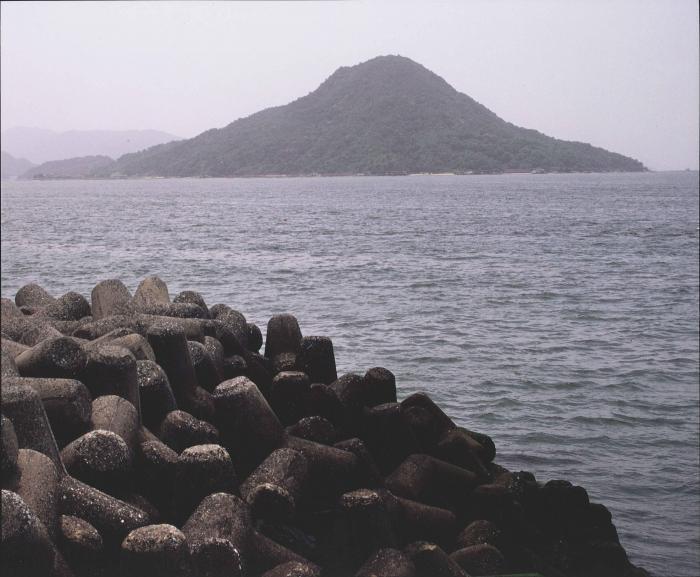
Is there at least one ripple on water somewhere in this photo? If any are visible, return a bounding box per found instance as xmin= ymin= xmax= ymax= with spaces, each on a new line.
xmin=1 ymin=172 xmax=698 ymax=577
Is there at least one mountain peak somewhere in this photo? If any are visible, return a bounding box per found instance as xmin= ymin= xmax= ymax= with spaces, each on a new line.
xmin=109 ymin=56 xmax=645 ymax=177
xmin=320 ymin=54 xmax=454 ymax=95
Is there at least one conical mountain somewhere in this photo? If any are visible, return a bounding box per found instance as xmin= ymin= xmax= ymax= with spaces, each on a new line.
xmin=113 ymin=55 xmax=645 ymax=176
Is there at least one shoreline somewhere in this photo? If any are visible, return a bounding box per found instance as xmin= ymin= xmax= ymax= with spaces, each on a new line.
xmin=1 ymin=277 xmax=653 ymax=577
xmin=4 ymin=169 xmax=686 ymax=183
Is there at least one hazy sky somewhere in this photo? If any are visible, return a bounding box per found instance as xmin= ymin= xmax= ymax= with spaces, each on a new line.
xmin=1 ymin=0 xmax=698 ymax=170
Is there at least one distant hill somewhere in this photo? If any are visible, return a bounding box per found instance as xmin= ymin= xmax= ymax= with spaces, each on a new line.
xmin=1 ymin=151 xmax=36 ymax=179
xmin=20 ymin=155 xmax=116 ymax=179
xmin=1 ymin=127 xmax=180 ymax=165
xmin=111 ymin=55 xmax=645 ymax=177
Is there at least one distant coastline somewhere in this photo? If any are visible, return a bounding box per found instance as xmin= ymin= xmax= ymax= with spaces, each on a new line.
xmin=18 ymin=56 xmax=643 ymax=180
xmin=4 ymin=169 xmax=669 ymax=183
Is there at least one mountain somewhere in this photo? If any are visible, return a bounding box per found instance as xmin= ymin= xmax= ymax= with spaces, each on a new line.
xmin=20 ymin=155 xmax=116 ymax=179
xmin=1 ymin=151 xmax=36 ymax=179
xmin=111 ymin=55 xmax=645 ymax=177
xmin=1 ymin=127 xmax=180 ymax=165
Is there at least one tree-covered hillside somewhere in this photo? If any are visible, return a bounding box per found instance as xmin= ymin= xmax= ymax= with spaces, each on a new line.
xmin=20 ymin=155 xmax=116 ymax=179
xmin=111 ymin=55 xmax=646 ymax=176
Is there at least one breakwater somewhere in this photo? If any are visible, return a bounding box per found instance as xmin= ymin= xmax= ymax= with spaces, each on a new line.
xmin=2 ymin=276 xmax=652 ymax=577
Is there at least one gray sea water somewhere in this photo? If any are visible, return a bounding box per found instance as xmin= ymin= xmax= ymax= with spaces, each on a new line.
xmin=1 ymin=172 xmax=698 ymax=575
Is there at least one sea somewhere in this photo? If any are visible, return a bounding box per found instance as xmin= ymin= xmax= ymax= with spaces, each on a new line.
xmin=1 ymin=171 xmax=698 ymax=576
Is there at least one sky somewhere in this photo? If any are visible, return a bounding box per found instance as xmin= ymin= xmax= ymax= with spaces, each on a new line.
xmin=1 ymin=0 xmax=698 ymax=171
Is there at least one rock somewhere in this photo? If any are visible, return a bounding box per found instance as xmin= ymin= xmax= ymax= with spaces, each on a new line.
xmin=222 ymin=354 xmax=248 ymax=380
xmin=269 ymin=371 xmax=312 ymax=426
xmin=379 ymin=490 xmax=457 ymax=548
xmin=256 ymin=522 xmax=317 ymax=565
xmin=58 ymin=476 xmax=150 ymax=550
xmin=287 ymin=416 xmax=336 ymax=445
xmin=308 ymin=383 xmax=347 ymax=430
xmin=61 ymin=430 xmax=133 ymax=495
xmin=1 ymin=414 xmax=20 ymax=488
xmin=404 ymin=541 xmax=468 ymax=577
xmin=181 ymin=493 xmax=251 ymax=554
xmin=355 ymin=548 xmax=417 ymax=577
xmin=120 ymin=524 xmax=188 ymax=577
xmin=15 ymin=448 xmax=60 ymax=539
xmin=79 ymin=325 xmax=128 ymax=342
xmin=135 ymin=440 xmax=178 ymax=518
xmin=91 ymin=395 xmax=139 ymax=453
xmin=173 ymin=444 xmax=238 ymax=522
xmin=400 ymin=393 xmax=455 ymax=444
xmin=284 ymin=435 xmax=359 ymax=506
xmin=0 ymin=314 xmax=27 ymax=342
xmin=186 ymin=385 xmax=215 ymax=425
xmin=188 ymin=537 xmax=245 ymax=577
xmin=215 ymin=308 xmax=249 ymax=353
xmin=173 ymin=290 xmax=210 ymax=317
xmin=330 ymin=373 xmax=370 ymax=419
xmin=144 ymin=314 xmax=213 ymax=343
xmin=540 ymin=480 xmax=590 ymax=526
xmin=244 ymin=351 xmax=274 ymax=397
xmin=15 ymin=336 xmax=87 ymax=379
xmin=55 ymin=318 xmax=92 ymax=336
xmin=332 ymin=489 xmax=397 ymax=570
xmin=334 ymin=437 xmax=383 ymax=488
xmin=247 ymin=529 xmax=319 ymax=575
xmin=296 ymin=336 xmax=337 ymax=384
xmin=52 ymin=549 xmax=78 ymax=577
xmin=273 ymin=351 xmax=297 ymax=374
xmin=188 ymin=340 xmax=222 ymax=392
xmin=433 ymin=428 xmax=490 ymax=481
xmin=463 ymin=484 xmax=518 ymax=528
xmin=385 ymin=454 xmax=478 ymax=511
xmin=90 ymin=279 xmax=134 ymax=320
xmin=73 ymin=314 xmax=146 ymax=340
xmin=240 ymin=448 xmax=308 ymax=522
xmin=80 ymin=345 xmax=141 ymax=420
xmin=0 ymin=280 xmax=652 ymax=577
xmin=159 ymin=410 xmax=219 ymax=453
xmin=362 ymin=402 xmax=421 ymax=474
xmin=1 ymin=489 xmax=56 ymax=576
xmin=455 ymin=520 xmax=502 ymax=550
xmin=1 ymin=347 xmax=22 ymax=380
xmin=122 ymin=493 xmax=162 ymax=525
xmin=247 ymin=323 xmax=263 ymax=353
xmin=132 ymin=276 xmax=170 ymax=309
xmin=1 ymin=337 xmax=30 ymax=358
xmin=363 ymin=367 xmax=397 ymax=407
xmin=19 ymin=322 xmax=64 ymax=346
xmin=1 ymin=297 xmax=23 ymax=318
xmin=38 ymin=291 xmax=91 ymax=321
xmin=146 ymin=324 xmax=199 ymax=412
xmin=58 ymin=515 xmax=104 ymax=575
xmin=449 ymin=543 xmax=506 ymax=576
xmin=399 ymin=406 xmax=437 ymax=449
xmin=138 ymin=301 xmax=208 ymax=319
xmin=203 ymin=336 xmax=225 ymax=376
xmin=262 ymin=561 xmax=321 ymax=577
xmin=136 ymin=360 xmax=177 ymax=432
xmin=4 ymin=376 xmax=92 ymax=448
xmin=463 ymin=429 xmax=496 ymax=464
xmin=208 ymin=303 xmax=229 ymax=319
xmin=265 ymin=314 xmax=303 ymax=360
xmin=1 ymin=384 xmax=64 ymax=473
xmin=15 ymin=282 xmax=55 ymax=309
xmin=212 ymin=377 xmax=284 ymax=474
xmin=90 ymin=333 xmax=155 ymax=361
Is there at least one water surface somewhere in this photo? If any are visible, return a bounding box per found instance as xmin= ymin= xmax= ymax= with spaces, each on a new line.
xmin=2 ymin=172 xmax=698 ymax=575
